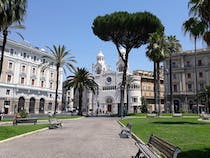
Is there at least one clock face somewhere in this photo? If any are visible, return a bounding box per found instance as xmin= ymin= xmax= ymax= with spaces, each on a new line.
xmin=106 ymin=77 xmax=112 ymax=83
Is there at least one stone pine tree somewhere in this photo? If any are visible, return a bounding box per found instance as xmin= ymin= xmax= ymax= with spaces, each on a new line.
xmin=92 ymin=11 xmax=164 ymax=117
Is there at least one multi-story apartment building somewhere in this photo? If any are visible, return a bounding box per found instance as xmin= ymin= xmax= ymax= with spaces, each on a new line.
xmin=164 ymin=48 xmax=210 ymax=113
xmin=133 ymin=69 xmax=164 ymax=113
xmin=0 ymin=38 xmax=63 ymax=115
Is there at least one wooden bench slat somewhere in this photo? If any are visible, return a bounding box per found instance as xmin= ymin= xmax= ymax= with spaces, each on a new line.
xmin=134 ymin=134 xmax=181 ymax=158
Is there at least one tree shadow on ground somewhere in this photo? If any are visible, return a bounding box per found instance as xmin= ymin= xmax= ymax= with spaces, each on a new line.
xmin=178 ymin=148 xmax=210 ymax=158
xmin=152 ymin=121 xmax=207 ymax=125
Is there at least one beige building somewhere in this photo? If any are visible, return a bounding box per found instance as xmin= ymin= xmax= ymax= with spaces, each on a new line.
xmin=164 ymin=48 xmax=210 ymax=113
xmin=0 ymin=38 xmax=62 ymax=115
xmin=133 ymin=69 xmax=164 ymax=113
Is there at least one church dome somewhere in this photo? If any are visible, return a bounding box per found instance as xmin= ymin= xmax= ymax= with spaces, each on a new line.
xmin=97 ymin=50 xmax=104 ymax=58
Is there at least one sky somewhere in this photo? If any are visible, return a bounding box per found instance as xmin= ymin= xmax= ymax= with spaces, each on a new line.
xmin=8 ymin=0 xmax=206 ymax=78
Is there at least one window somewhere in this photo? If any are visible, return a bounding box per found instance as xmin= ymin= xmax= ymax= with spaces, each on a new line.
xmin=188 ymin=84 xmax=192 ymax=91
xmin=23 ymin=52 xmax=26 ymax=58
xmin=33 ymin=56 xmax=36 ymax=61
xmin=173 ymin=84 xmax=177 ymax=92
xmin=50 ymin=72 xmax=53 ymax=78
xmin=10 ymin=49 xmax=14 ymax=55
xmin=186 ymin=61 xmax=190 ymax=67
xmin=173 ymin=74 xmax=177 ymax=79
xmin=31 ymin=79 xmax=35 ymax=86
xmin=32 ymin=68 xmax=36 ymax=74
xmin=21 ymin=77 xmax=24 ymax=84
xmin=22 ymin=65 xmax=25 ymax=72
xmin=43 ymin=59 xmax=46 ymax=63
xmin=41 ymin=81 xmax=44 ymax=87
xmin=200 ymin=83 xmax=204 ymax=90
xmin=50 ymin=82 xmax=53 ymax=89
xmin=49 ymin=94 xmax=52 ymax=98
xmin=96 ymin=67 xmax=101 ymax=74
xmin=9 ymin=62 xmax=12 ymax=69
xmin=172 ymin=62 xmax=176 ymax=68
xmin=48 ymin=103 xmax=52 ymax=110
xmin=199 ymin=72 xmax=203 ymax=78
xmin=187 ymin=73 xmax=191 ymax=79
xmin=132 ymin=97 xmax=138 ymax=103
xmin=41 ymin=70 xmax=44 ymax=75
xmin=119 ymin=65 xmax=124 ymax=72
xmin=198 ymin=60 xmax=202 ymax=66
xmin=7 ymin=75 xmax=11 ymax=82
xmin=6 ymin=89 xmax=10 ymax=95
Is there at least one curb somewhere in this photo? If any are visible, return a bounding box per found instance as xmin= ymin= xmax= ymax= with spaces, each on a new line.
xmin=0 ymin=127 xmax=48 ymax=143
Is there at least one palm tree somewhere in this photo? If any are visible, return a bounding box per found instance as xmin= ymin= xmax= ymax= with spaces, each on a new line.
xmin=146 ymin=32 xmax=169 ymax=115
xmin=65 ymin=68 xmax=98 ymax=116
xmin=41 ymin=45 xmax=76 ymax=115
xmin=0 ymin=0 xmax=27 ymax=77
xmin=166 ymin=36 xmax=182 ymax=113
xmin=183 ymin=17 xmax=206 ymax=113
xmin=188 ymin=0 xmax=210 ymax=45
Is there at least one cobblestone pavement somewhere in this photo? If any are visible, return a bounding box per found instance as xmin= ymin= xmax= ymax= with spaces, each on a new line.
xmin=0 ymin=117 xmax=138 ymax=158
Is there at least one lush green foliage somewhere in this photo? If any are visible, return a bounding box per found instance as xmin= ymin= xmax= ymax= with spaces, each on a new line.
xmin=41 ymin=45 xmax=76 ymax=114
xmin=121 ymin=118 xmax=210 ymax=158
xmin=19 ymin=109 xmax=28 ymax=118
xmin=92 ymin=11 xmax=164 ymax=117
xmin=141 ymin=97 xmax=148 ymax=113
xmin=65 ymin=67 xmax=98 ymax=115
xmin=0 ymin=124 xmax=48 ymax=141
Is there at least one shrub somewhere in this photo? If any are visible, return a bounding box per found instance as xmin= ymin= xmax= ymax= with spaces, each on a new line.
xmin=19 ymin=109 xmax=28 ymax=118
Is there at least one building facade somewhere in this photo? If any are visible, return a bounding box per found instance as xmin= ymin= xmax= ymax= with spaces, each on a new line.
xmin=63 ymin=50 xmax=142 ymax=115
xmin=164 ymin=48 xmax=210 ymax=113
xmin=133 ymin=69 xmax=164 ymax=113
xmin=0 ymin=38 xmax=62 ymax=115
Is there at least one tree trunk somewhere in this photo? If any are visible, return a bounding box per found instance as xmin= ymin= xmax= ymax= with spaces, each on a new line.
xmin=153 ymin=61 xmax=157 ymax=113
xmin=126 ymin=84 xmax=129 ymax=115
xmin=157 ymin=62 xmax=161 ymax=116
xmin=169 ymin=56 xmax=173 ymax=113
xmin=54 ymin=64 xmax=60 ymax=115
xmin=194 ymin=38 xmax=199 ymax=114
xmin=78 ymin=88 xmax=83 ymax=116
xmin=0 ymin=29 xmax=8 ymax=77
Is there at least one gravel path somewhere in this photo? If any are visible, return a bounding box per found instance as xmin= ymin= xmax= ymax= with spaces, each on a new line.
xmin=0 ymin=117 xmax=138 ymax=158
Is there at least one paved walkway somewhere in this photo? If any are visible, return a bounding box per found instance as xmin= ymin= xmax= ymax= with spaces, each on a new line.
xmin=0 ymin=117 xmax=138 ymax=158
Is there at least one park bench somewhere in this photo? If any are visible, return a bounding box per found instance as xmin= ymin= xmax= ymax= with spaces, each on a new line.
xmin=173 ymin=113 xmax=182 ymax=117
xmin=120 ymin=123 xmax=132 ymax=138
xmin=13 ymin=117 xmax=38 ymax=125
xmin=48 ymin=117 xmax=62 ymax=129
xmin=133 ymin=134 xmax=181 ymax=158
xmin=200 ymin=113 xmax=210 ymax=120
xmin=147 ymin=113 xmax=157 ymax=118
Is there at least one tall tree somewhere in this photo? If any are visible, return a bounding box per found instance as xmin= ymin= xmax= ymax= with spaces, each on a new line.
xmin=166 ymin=36 xmax=182 ymax=113
xmin=41 ymin=45 xmax=76 ymax=115
xmin=92 ymin=11 xmax=164 ymax=118
xmin=146 ymin=32 xmax=169 ymax=115
xmin=0 ymin=0 xmax=27 ymax=77
xmin=65 ymin=68 xmax=98 ymax=116
xmin=188 ymin=0 xmax=210 ymax=45
xmin=183 ymin=17 xmax=206 ymax=113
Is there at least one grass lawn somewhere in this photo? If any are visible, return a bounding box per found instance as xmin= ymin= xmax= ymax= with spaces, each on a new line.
xmin=2 ymin=115 xmax=81 ymax=122
xmin=0 ymin=124 xmax=48 ymax=141
xmin=121 ymin=118 xmax=210 ymax=158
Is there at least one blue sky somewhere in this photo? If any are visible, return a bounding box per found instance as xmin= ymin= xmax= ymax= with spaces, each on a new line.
xmin=9 ymin=0 xmax=205 ymax=78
